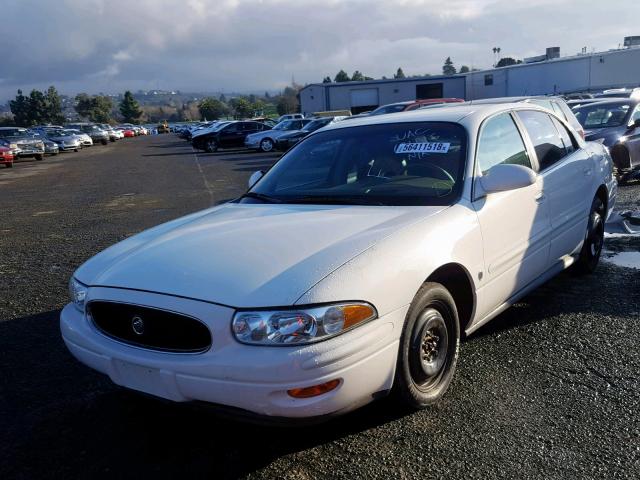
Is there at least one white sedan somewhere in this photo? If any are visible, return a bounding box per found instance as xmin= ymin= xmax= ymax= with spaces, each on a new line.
xmin=61 ymin=103 xmax=616 ymax=420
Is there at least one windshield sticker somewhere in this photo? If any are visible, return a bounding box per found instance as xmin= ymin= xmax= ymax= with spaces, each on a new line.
xmin=394 ymin=142 xmax=450 ymax=154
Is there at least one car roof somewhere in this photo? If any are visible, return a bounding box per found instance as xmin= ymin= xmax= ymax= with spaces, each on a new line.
xmin=468 ymin=96 xmax=564 ymax=105
xmin=320 ymin=103 xmax=553 ymax=132
xmin=572 ymin=98 xmax=637 ymax=108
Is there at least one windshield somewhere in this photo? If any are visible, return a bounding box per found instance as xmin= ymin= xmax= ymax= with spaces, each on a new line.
xmin=370 ymin=104 xmax=410 ymax=116
xmin=247 ymin=122 xmax=466 ymax=206
xmin=273 ymin=120 xmax=296 ymax=130
xmin=573 ymin=103 xmax=631 ymax=128
xmin=302 ymin=119 xmax=331 ymax=132
xmin=49 ymin=129 xmax=69 ymax=137
xmin=0 ymin=128 xmax=28 ymax=138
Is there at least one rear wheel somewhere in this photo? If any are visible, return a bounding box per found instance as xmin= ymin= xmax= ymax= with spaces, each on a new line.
xmin=5 ymin=162 xmax=12 ymax=168
xmin=574 ymin=196 xmax=605 ymax=274
xmin=395 ymin=282 xmax=460 ymax=408
xmin=260 ymin=138 xmax=274 ymax=152
xmin=206 ymin=140 xmax=218 ymax=153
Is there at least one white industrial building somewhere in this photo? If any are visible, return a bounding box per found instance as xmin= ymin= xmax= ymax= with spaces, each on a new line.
xmin=299 ymin=40 xmax=640 ymax=116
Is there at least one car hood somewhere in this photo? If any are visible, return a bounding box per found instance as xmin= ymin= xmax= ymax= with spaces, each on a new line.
xmin=75 ymin=203 xmax=444 ymax=307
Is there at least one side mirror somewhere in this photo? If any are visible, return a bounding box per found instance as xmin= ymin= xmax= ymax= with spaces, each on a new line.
xmin=248 ymin=170 xmax=265 ymax=188
xmin=480 ymin=164 xmax=536 ymax=194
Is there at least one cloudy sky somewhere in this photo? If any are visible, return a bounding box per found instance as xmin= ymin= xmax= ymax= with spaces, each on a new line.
xmin=1 ymin=0 xmax=638 ymax=100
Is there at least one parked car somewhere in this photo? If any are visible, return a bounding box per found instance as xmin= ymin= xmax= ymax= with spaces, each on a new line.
xmin=0 ymin=137 xmax=20 ymax=158
xmin=61 ymin=103 xmax=615 ymax=420
xmin=244 ymin=119 xmax=311 ymax=152
xmin=65 ymin=129 xmax=93 ymax=147
xmin=193 ymin=121 xmax=271 ymax=152
xmin=0 ymin=145 xmax=14 ymax=168
xmin=274 ymin=116 xmax=345 ymax=151
xmin=277 ymin=113 xmax=305 ymax=122
xmin=594 ymin=88 xmax=640 ymax=100
xmin=99 ymin=124 xmax=121 ymax=142
xmin=191 ymin=121 xmax=227 ymax=142
xmin=572 ymin=99 xmax=640 ymax=175
xmin=45 ymin=129 xmax=82 ymax=152
xmin=466 ymin=96 xmax=585 ymax=139
xmin=370 ymin=98 xmax=465 ymax=116
xmin=251 ymin=117 xmax=278 ymax=128
xmin=0 ymin=127 xmax=45 ymax=161
xmin=29 ymin=130 xmax=60 ymax=156
xmin=116 ymin=127 xmax=136 ymax=138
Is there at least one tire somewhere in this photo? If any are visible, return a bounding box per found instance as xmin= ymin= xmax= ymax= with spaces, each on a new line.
xmin=394 ymin=282 xmax=460 ymax=408
xmin=260 ymin=138 xmax=274 ymax=152
xmin=573 ymin=196 xmax=605 ymax=274
xmin=206 ymin=140 xmax=218 ymax=153
xmin=5 ymin=162 xmax=12 ymax=168
xmin=35 ymin=154 xmax=43 ymax=161
xmin=74 ymin=149 xmax=79 ymax=152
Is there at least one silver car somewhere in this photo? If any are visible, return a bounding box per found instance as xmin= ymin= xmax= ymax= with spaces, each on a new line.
xmin=244 ymin=119 xmax=312 ymax=152
xmin=65 ymin=129 xmax=93 ymax=147
xmin=45 ymin=129 xmax=82 ymax=152
xmin=0 ymin=127 xmax=45 ymax=160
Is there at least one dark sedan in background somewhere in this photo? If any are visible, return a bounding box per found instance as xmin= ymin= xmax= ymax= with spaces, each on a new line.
xmin=274 ymin=116 xmax=344 ymax=151
xmin=192 ymin=121 xmax=270 ymax=153
xmin=573 ymin=99 xmax=640 ymax=176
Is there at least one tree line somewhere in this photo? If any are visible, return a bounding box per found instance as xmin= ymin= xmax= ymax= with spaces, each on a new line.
xmin=6 ymin=87 xmax=144 ymax=126
xmin=197 ymin=86 xmax=300 ymax=121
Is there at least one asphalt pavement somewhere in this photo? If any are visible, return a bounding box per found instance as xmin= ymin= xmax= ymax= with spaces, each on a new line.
xmin=1 ymin=135 xmax=639 ymax=479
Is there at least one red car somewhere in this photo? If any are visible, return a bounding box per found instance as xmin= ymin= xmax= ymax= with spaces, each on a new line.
xmin=368 ymin=98 xmax=465 ymax=116
xmin=1 ymin=146 xmax=14 ymax=168
xmin=117 ymin=128 xmax=135 ymax=138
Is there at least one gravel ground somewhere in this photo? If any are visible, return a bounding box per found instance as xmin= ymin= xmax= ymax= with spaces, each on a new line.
xmin=0 ymin=135 xmax=639 ymax=479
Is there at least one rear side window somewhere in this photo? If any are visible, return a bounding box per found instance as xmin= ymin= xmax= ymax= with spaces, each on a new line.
xmin=529 ymin=99 xmax=554 ymax=112
xmin=550 ymin=117 xmax=576 ymax=155
xmin=550 ymin=101 xmax=565 ymax=119
xmin=517 ymin=110 xmax=567 ymax=170
xmin=476 ymin=113 xmax=531 ymax=174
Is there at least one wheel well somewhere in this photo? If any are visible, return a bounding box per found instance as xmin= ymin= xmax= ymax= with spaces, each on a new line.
xmin=426 ymin=263 xmax=475 ymax=332
xmin=595 ymin=184 xmax=608 ymax=214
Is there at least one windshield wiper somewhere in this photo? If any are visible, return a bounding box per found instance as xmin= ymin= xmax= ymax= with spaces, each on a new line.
xmin=239 ymin=192 xmax=283 ymax=203
xmin=285 ymin=195 xmax=386 ymax=206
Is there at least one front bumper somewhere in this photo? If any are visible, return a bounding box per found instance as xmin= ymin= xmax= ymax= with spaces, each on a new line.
xmin=60 ymin=287 xmax=403 ymax=419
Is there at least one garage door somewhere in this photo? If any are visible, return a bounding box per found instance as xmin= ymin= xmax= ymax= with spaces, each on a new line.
xmin=350 ymin=88 xmax=379 ymax=107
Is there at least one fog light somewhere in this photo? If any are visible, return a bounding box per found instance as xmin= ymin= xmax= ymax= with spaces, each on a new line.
xmin=287 ymin=379 xmax=340 ymax=399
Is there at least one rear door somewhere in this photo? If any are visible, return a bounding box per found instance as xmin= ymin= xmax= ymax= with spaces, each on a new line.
xmin=516 ymin=110 xmax=591 ymax=264
xmin=472 ymin=112 xmax=551 ymax=319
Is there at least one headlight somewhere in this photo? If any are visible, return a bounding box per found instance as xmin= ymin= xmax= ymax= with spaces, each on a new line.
xmin=69 ymin=277 xmax=88 ymax=313
xmin=232 ymin=302 xmax=377 ymax=346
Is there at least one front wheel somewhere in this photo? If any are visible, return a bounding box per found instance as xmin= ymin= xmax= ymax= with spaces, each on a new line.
xmin=260 ymin=138 xmax=274 ymax=152
xmin=573 ymin=196 xmax=605 ymax=274
xmin=35 ymin=154 xmax=44 ymax=161
xmin=101 ymin=139 xmax=108 ymax=145
xmin=4 ymin=162 xmax=12 ymax=168
xmin=394 ymin=282 xmax=460 ymax=408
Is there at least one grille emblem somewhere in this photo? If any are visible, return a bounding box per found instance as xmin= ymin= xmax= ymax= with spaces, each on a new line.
xmin=131 ymin=316 xmax=145 ymax=335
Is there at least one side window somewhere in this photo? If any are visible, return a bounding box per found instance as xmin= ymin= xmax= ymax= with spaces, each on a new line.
xmin=225 ymin=123 xmax=240 ymax=133
xmin=517 ymin=110 xmax=567 ymax=170
xmin=550 ymin=117 xmax=576 ymax=155
xmin=476 ymin=113 xmax=531 ymax=174
xmin=631 ymin=106 xmax=640 ymax=123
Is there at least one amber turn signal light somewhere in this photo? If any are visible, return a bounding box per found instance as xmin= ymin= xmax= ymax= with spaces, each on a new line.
xmin=287 ymin=379 xmax=341 ymax=399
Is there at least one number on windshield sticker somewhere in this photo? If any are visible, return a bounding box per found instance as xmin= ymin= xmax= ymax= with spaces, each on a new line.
xmin=394 ymin=142 xmax=450 ymax=154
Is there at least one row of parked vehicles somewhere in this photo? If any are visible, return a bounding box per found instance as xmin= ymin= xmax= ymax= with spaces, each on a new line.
xmin=174 ymin=87 xmax=640 ymax=182
xmin=0 ymin=123 xmax=150 ymax=168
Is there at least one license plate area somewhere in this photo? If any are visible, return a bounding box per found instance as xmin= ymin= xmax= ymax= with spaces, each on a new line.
xmin=114 ymin=360 xmax=166 ymax=398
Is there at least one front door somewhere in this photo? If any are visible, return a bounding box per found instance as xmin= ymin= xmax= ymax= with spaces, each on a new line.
xmin=472 ymin=112 xmax=551 ymax=320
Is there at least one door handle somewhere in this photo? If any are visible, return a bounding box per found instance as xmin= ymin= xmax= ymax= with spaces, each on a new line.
xmin=534 ymin=192 xmax=546 ymax=203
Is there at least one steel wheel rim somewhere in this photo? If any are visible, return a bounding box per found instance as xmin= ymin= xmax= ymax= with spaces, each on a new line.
xmin=410 ymin=308 xmax=449 ymax=390
xmin=589 ymin=213 xmax=604 ymax=258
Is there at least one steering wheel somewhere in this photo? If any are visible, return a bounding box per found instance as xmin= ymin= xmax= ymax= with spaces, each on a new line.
xmin=418 ymin=163 xmax=455 ymax=183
